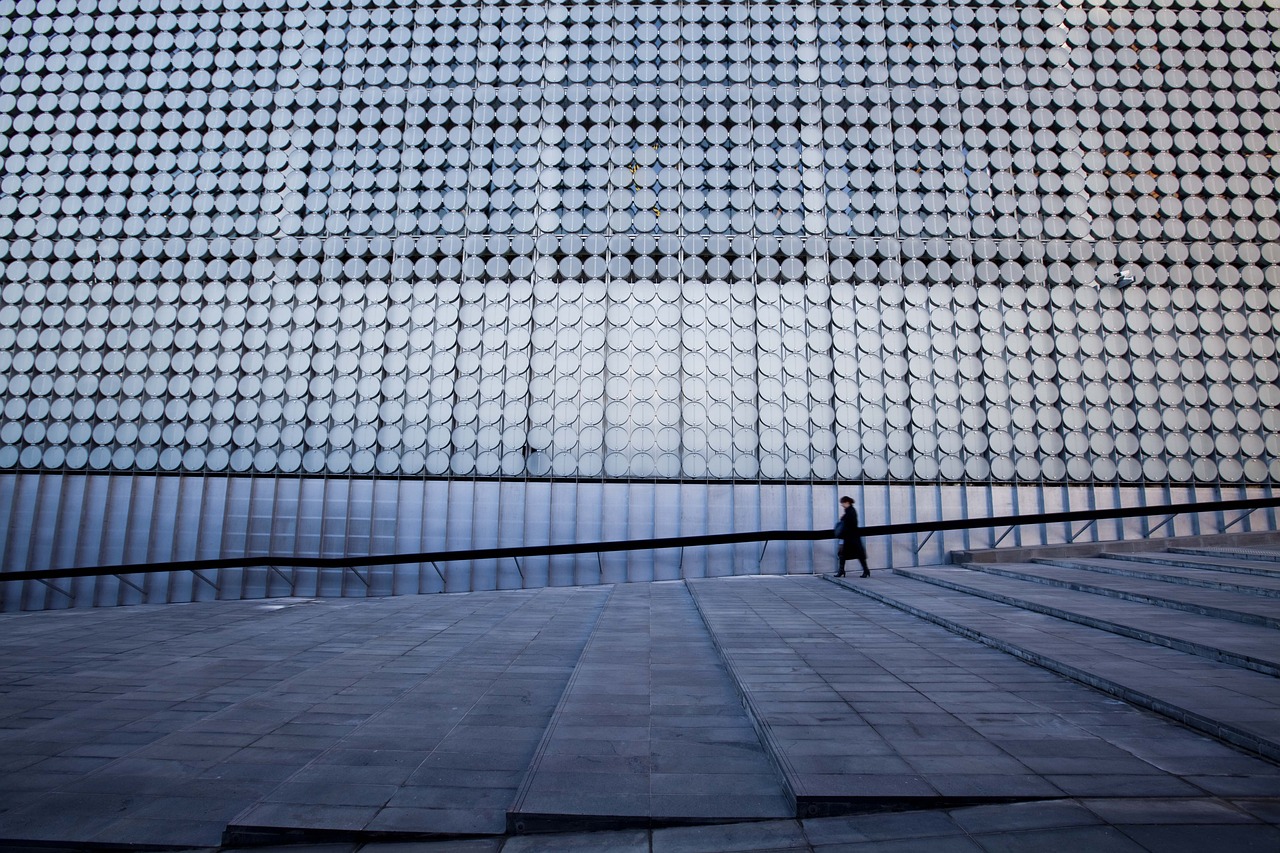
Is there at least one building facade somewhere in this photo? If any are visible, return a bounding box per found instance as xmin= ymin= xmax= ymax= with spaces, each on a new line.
xmin=1 ymin=0 xmax=1278 ymax=608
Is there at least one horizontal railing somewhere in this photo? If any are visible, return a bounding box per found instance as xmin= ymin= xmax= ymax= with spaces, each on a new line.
xmin=3 ymin=493 xmax=1277 ymax=587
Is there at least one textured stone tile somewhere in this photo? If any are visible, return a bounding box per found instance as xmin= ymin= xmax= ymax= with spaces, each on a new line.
xmin=501 ymin=829 xmax=650 ymax=852
xmin=971 ymin=825 xmax=1149 ymax=853
xmin=948 ymin=800 xmax=1103 ymax=834
xmin=652 ymin=819 xmax=805 ymax=853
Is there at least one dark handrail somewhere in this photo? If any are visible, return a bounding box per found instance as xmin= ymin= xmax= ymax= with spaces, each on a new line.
xmin=3 ymin=494 xmax=1277 ymax=584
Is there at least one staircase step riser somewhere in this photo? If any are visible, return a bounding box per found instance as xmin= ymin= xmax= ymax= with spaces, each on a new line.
xmin=1032 ymin=558 xmax=1280 ymax=599
xmin=964 ymin=564 xmax=1280 ymax=631
xmin=825 ymin=575 xmax=1280 ymax=764
xmin=1169 ymin=547 xmax=1280 ymax=564
xmin=893 ymin=570 xmax=1280 ymax=679
xmin=1107 ymin=551 xmax=1280 ymax=578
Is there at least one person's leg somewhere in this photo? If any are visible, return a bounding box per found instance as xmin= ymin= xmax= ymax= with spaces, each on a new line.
xmin=836 ymin=546 xmax=846 ymax=576
xmin=859 ymin=554 xmax=870 ymax=577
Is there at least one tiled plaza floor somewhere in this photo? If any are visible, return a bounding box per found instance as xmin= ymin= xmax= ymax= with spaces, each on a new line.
xmin=0 ymin=555 xmax=1277 ymax=851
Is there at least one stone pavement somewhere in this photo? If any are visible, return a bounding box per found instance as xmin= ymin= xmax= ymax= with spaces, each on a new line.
xmin=0 ymin=536 xmax=1277 ymax=851
xmin=898 ymin=564 xmax=1280 ymax=667
xmin=219 ymin=797 xmax=1280 ymax=853
xmin=693 ymin=576 xmax=1280 ymax=805
xmin=841 ymin=556 xmax=1280 ymax=763
xmin=509 ymin=582 xmax=791 ymax=829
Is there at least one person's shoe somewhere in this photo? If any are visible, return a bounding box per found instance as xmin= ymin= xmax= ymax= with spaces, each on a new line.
xmin=834 ymin=572 xmax=846 ymax=577
xmin=860 ymin=571 xmax=870 ymax=578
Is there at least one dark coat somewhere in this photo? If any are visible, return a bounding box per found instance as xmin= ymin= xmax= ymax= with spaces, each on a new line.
xmin=837 ymin=506 xmax=865 ymax=556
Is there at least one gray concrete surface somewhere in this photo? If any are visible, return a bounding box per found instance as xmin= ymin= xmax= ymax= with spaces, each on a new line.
xmin=951 ymin=530 xmax=1280 ymax=565
xmin=509 ymin=582 xmax=791 ymax=828
xmin=0 ymin=537 xmax=1277 ymax=851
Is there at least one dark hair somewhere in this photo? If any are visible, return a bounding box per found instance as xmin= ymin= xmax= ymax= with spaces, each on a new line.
xmin=839 ymin=495 xmax=853 ymax=504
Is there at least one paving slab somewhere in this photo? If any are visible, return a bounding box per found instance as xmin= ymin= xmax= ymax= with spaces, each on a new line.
xmin=2 ymin=566 xmax=1279 ymax=851
xmin=509 ymin=582 xmax=790 ymax=830
xmin=0 ymin=589 xmax=605 ymax=847
xmin=313 ymin=797 xmax=1280 ymax=853
xmin=898 ymin=565 xmax=1280 ymax=674
xmin=832 ymin=572 xmax=1280 ymax=765
xmin=232 ymin=586 xmax=610 ymax=840
xmin=687 ymin=576 xmax=1279 ymax=812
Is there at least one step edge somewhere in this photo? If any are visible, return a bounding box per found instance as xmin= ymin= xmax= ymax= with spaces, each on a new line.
xmin=823 ymin=575 xmax=1280 ymax=764
xmin=893 ymin=567 xmax=1280 ymax=678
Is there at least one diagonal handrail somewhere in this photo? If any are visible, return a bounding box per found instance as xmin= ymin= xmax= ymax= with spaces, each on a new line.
xmin=2 ymin=494 xmax=1277 ymax=584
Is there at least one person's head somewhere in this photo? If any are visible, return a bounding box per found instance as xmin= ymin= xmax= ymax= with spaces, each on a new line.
xmin=839 ymin=496 xmax=853 ymax=508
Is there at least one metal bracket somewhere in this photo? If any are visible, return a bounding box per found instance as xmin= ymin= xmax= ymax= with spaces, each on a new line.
xmin=992 ymin=526 xmax=1015 ymax=547
xmin=915 ymin=530 xmax=935 ymax=553
xmin=1146 ymin=514 xmax=1178 ymax=537
xmin=513 ymin=556 xmax=524 ymax=582
xmin=267 ymin=565 xmax=294 ymax=592
xmin=1222 ymin=507 xmax=1259 ymax=532
xmin=190 ymin=569 xmax=219 ymax=591
xmin=1068 ymin=518 xmax=1097 ymax=543
xmin=348 ymin=568 xmax=370 ymax=587
xmin=112 ymin=574 xmax=146 ymax=595
xmin=430 ymin=561 xmax=445 ymax=592
xmin=37 ymin=579 xmax=73 ymax=599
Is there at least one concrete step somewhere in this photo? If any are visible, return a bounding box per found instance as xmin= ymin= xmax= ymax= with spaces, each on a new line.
xmin=960 ymin=562 xmax=1280 ymax=630
xmin=687 ymin=576 xmax=1280 ymax=815
xmin=827 ymin=573 xmax=1280 ymax=764
xmin=1171 ymin=546 xmax=1280 ymax=564
xmin=1106 ymin=550 xmax=1280 ymax=580
xmin=1033 ymin=556 xmax=1280 ymax=599
xmin=897 ymin=565 xmax=1280 ymax=677
xmin=507 ymin=582 xmax=790 ymax=832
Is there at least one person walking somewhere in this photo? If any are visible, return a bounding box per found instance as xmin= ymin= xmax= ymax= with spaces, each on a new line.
xmin=834 ymin=495 xmax=870 ymax=578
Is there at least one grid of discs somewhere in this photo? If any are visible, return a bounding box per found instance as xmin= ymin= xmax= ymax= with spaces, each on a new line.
xmin=0 ymin=0 xmax=1277 ymax=483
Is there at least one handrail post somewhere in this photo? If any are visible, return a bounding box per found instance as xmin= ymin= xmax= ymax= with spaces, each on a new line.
xmin=1146 ymin=514 xmax=1178 ymax=537
xmin=190 ymin=569 xmax=219 ymax=591
xmin=915 ymin=530 xmax=935 ymax=554
xmin=1222 ymin=507 xmax=1259 ymax=532
xmin=113 ymin=574 xmax=146 ymax=595
xmin=267 ymin=565 xmax=293 ymax=592
xmin=37 ymin=579 xmax=73 ymax=599
xmin=1068 ymin=518 xmax=1097 ymax=543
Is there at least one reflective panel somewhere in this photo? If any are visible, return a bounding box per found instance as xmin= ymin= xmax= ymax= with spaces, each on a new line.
xmin=0 ymin=0 xmax=1269 ymax=501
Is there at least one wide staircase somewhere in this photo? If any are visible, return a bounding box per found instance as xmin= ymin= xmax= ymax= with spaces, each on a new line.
xmin=2 ymin=535 xmax=1279 ymax=848
xmin=854 ymin=541 xmax=1280 ymax=763
xmin=230 ymin=535 xmax=1280 ymax=842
